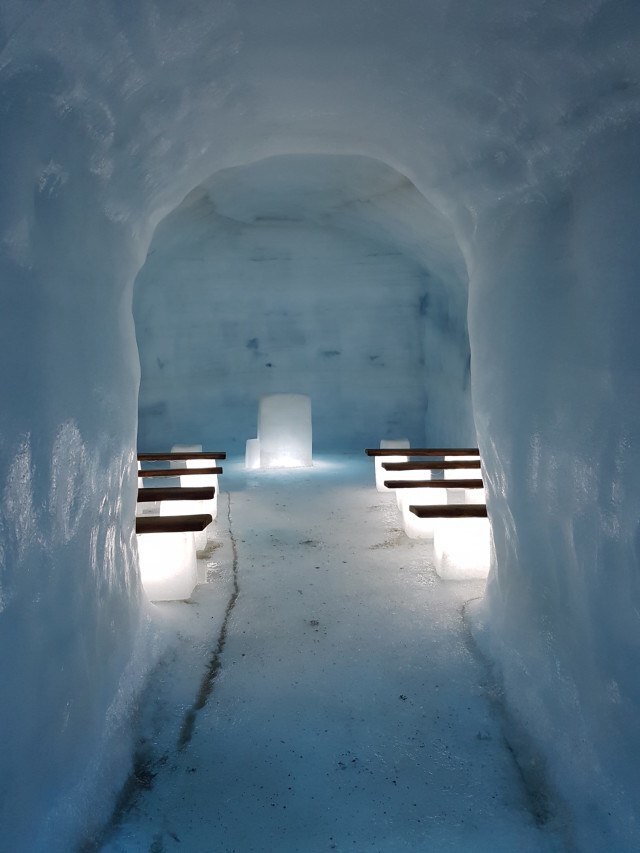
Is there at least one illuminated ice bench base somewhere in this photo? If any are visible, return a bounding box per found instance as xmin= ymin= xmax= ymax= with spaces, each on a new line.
xmin=434 ymin=517 xmax=492 ymax=580
xmin=258 ymin=394 xmax=312 ymax=469
xmin=136 ymin=514 xmax=211 ymax=601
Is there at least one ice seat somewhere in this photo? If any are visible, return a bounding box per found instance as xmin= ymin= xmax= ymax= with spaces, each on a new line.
xmin=401 ymin=486 xmax=447 ymax=539
xmin=433 ymin=517 xmax=492 ymax=580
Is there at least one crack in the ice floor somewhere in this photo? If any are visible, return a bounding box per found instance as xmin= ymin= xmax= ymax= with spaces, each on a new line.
xmin=177 ymin=492 xmax=239 ymax=750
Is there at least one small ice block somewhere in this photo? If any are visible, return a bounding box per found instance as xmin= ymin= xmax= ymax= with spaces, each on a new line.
xmin=375 ymin=439 xmax=409 ymax=492
xmin=137 ymin=530 xmax=197 ymax=601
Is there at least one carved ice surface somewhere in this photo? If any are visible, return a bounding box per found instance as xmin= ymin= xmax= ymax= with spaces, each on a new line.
xmin=257 ymin=394 xmax=312 ymax=469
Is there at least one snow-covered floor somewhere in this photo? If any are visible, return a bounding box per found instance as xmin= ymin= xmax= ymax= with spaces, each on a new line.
xmin=100 ymin=456 xmax=567 ymax=852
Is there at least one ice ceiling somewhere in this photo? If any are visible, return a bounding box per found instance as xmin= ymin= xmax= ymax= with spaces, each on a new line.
xmin=1 ymin=0 xmax=640 ymax=849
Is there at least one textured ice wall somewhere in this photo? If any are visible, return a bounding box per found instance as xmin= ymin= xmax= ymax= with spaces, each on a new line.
xmin=135 ymin=155 xmax=473 ymax=453
xmin=0 ymin=0 xmax=639 ymax=848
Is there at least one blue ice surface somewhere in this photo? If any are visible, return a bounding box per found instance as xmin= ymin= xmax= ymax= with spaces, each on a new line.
xmin=101 ymin=455 xmax=566 ymax=852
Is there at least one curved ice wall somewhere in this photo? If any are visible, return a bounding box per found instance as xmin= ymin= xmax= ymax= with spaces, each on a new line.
xmin=135 ymin=155 xmax=473 ymax=453
xmin=0 ymin=0 xmax=639 ymax=848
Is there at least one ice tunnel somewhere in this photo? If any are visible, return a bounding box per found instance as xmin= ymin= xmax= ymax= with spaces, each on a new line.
xmin=1 ymin=0 xmax=640 ymax=850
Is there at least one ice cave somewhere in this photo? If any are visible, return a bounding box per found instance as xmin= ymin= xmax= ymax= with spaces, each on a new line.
xmin=1 ymin=1 xmax=639 ymax=851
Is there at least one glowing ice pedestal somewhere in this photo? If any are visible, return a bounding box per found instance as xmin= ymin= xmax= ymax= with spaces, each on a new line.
xmin=401 ymin=487 xmax=447 ymax=539
xmin=258 ymin=394 xmax=312 ymax=469
xmin=245 ymin=438 xmax=260 ymax=470
xmin=433 ymin=518 xmax=492 ymax=580
xmin=375 ymin=438 xmax=410 ymax=492
xmin=137 ymin=531 xmax=198 ymax=601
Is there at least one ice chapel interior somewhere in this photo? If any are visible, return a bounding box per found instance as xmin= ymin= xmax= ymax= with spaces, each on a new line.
xmin=1 ymin=1 xmax=640 ymax=850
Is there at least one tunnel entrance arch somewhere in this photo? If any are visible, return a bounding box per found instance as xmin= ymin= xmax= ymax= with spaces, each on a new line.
xmin=133 ymin=153 xmax=476 ymax=454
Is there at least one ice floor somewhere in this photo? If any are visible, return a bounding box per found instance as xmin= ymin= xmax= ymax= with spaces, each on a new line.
xmin=100 ymin=456 xmax=567 ymax=852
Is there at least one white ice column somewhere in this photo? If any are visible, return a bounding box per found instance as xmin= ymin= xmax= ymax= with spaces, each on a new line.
xmin=375 ymin=438 xmax=410 ymax=492
xmin=258 ymin=394 xmax=312 ymax=468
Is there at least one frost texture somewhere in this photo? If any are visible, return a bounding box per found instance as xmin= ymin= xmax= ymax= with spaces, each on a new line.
xmin=0 ymin=0 xmax=639 ymax=849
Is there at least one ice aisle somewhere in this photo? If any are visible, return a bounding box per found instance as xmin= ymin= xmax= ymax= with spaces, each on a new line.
xmin=102 ymin=456 xmax=566 ymax=852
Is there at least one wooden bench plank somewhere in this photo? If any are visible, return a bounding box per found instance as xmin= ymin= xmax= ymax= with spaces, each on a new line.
xmin=366 ymin=448 xmax=479 ymax=457
xmin=136 ymin=514 xmax=213 ymax=534
xmin=138 ymin=467 xmax=223 ymax=477
xmin=137 ymin=487 xmax=215 ymax=503
xmin=384 ymin=478 xmax=484 ymax=489
xmin=410 ymin=504 xmax=487 ymax=518
xmin=138 ymin=452 xmax=226 ymax=461
xmin=382 ymin=460 xmax=481 ymax=471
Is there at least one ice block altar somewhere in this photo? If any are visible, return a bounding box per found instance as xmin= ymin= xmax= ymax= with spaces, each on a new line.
xmin=257 ymin=394 xmax=312 ymax=468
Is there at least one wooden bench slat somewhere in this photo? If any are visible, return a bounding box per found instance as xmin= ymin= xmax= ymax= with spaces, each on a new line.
xmin=410 ymin=504 xmax=487 ymax=518
xmin=137 ymin=487 xmax=215 ymax=503
xmin=136 ymin=514 xmax=213 ymax=534
xmin=384 ymin=478 xmax=484 ymax=489
xmin=382 ymin=460 xmax=481 ymax=471
xmin=138 ymin=467 xmax=223 ymax=477
xmin=138 ymin=452 xmax=226 ymax=461
xmin=366 ymin=448 xmax=479 ymax=457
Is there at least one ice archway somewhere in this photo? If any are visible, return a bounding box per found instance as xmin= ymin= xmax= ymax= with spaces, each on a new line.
xmin=1 ymin=0 xmax=640 ymax=849
xmin=134 ymin=154 xmax=474 ymax=453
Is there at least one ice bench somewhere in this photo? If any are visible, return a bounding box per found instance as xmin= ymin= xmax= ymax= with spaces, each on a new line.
xmin=135 ymin=513 xmax=213 ymax=602
xmin=136 ymin=467 xmax=221 ymax=549
xmin=365 ymin=447 xmax=479 ymax=457
xmin=365 ymin=444 xmax=479 ymax=491
xmin=137 ymin=486 xmax=216 ymax=504
xmin=138 ymin=451 xmax=226 ymax=462
xmin=366 ymin=445 xmax=490 ymax=579
xmin=137 ymin=466 xmax=223 ymax=478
